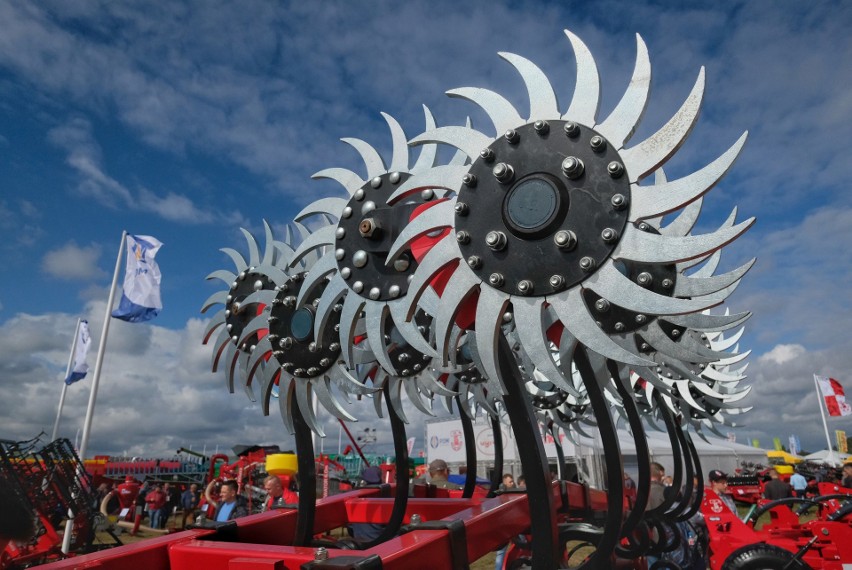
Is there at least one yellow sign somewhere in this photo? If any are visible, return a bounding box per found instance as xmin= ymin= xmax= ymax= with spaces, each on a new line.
xmin=837 ymin=430 xmax=848 ymax=454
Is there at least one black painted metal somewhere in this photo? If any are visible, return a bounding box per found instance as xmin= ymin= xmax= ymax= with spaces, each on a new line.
xmin=488 ymin=414 xmax=504 ymax=497
xmin=668 ymin=425 xmax=695 ymax=519
xmin=458 ymin=396 xmax=478 ymax=498
xmin=363 ymin=382 xmax=410 ymax=548
xmin=608 ymin=361 xmax=652 ymax=559
xmin=571 ymin=346 xmax=624 ymax=570
xmin=646 ymin=394 xmax=682 ymax=518
xmin=548 ymin=421 xmax=568 ymax=482
xmin=292 ymin=390 xmax=317 ymax=547
xmin=497 ymin=332 xmax=559 ymax=568
xmin=678 ymin=432 xmax=704 ymax=521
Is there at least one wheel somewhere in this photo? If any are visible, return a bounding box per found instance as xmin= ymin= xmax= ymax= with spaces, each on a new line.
xmin=721 ymin=544 xmax=811 ymax=570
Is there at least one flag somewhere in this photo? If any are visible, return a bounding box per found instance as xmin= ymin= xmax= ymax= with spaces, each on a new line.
xmin=407 ymin=437 xmax=416 ymax=457
xmin=773 ymin=437 xmax=783 ymax=451
xmin=789 ymin=435 xmax=800 ymax=455
xmin=815 ymin=375 xmax=852 ymax=417
xmin=836 ymin=430 xmax=848 ymax=454
xmin=112 ymin=235 xmax=163 ymax=323
xmin=751 ymin=438 xmax=760 ymax=448
xmin=64 ymin=320 xmax=91 ymax=385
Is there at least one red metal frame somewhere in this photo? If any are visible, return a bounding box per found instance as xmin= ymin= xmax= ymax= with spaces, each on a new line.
xmin=40 ymin=480 xmax=616 ymax=569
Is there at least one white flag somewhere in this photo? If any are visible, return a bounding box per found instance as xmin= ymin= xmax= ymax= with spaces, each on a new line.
xmin=65 ymin=320 xmax=91 ymax=385
xmin=111 ymin=235 xmax=163 ymax=323
xmin=815 ymin=375 xmax=852 ymax=417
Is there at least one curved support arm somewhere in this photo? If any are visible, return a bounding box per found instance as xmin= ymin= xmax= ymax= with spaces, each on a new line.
xmin=458 ymin=396 xmax=478 ymax=498
xmin=363 ymin=382 xmax=410 ymax=547
xmin=292 ymin=396 xmax=317 ymax=547
xmin=487 ymin=414 xmax=504 ymax=498
xmin=646 ymin=394 xmax=682 ymax=518
xmin=676 ymin=431 xmax=704 ymax=522
xmin=668 ymin=425 xmax=696 ymax=519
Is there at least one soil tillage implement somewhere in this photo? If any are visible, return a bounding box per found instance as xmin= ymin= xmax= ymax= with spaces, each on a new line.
xmin=43 ymin=27 xmax=756 ymax=570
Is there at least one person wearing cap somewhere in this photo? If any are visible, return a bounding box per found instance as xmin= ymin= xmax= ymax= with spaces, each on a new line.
xmin=789 ymin=468 xmax=807 ymax=498
xmin=708 ymin=470 xmax=737 ymax=513
xmin=428 ymin=459 xmax=462 ymax=490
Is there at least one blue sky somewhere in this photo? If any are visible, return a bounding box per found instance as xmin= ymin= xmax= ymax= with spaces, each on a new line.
xmin=1 ymin=0 xmax=851 ymax=459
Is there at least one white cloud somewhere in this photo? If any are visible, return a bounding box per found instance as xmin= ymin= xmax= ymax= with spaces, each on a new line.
xmin=41 ymin=241 xmax=107 ymax=281
xmin=758 ymin=344 xmax=806 ymax=366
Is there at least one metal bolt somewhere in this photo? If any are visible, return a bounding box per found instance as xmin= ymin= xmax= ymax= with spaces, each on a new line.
xmin=315 ymin=547 xmax=329 ymax=561
xmin=308 ymin=342 xmax=318 ymax=353
xmin=607 ymin=162 xmax=625 ymax=178
xmin=342 ymin=206 xmax=353 ymax=219
xmin=369 ymin=287 xmax=381 ymax=300
xmin=307 ymin=367 xmax=319 ymax=376
xmin=661 ymin=278 xmax=673 ymax=289
xmin=401 ymin=369 xmax=410 ymax=376
xmin=359 ymin=218 xmax=379 ymax=238
xmin=492 ymin=162 xmax=515 ymax=184
xmin=410 ymin=514 xmax=422 ymax=525
xmin=502 ymin=312 xmax=513 ymax=323
xmin=489 ymin=273 xmax=505 ymax=287
xmin=361 ymin=200 xmax=376 ymax=215
xmin=485 ymin=231 xmax=507 ymax=251
xmin=370 ymin=177 xmax=382 ymax=189
xmin=636 ymin=272 xmax=653 ymax=287
xmin=561 ymin=157 xmax=584 ymax=179
xmin=283 ymin=296 xmax=296 ymax=308
xmin=638 ymin=222 xmax=650 ymax=232
xmin=479 ymin=148 xmax=495 ymax=162
xmin=614 ymin=322 xmax=625 ymax=332
xmin=533 ymin=120 xmax=549 ymax=135
xmin=554 ymin=230 xmax=577 ymax=250
xmin=281 ymin=337 xmax=293 ymax=349
xmin=238 ymin=271 xmax=247 ymax=280
xmin=353 ymin=250 xmax=368 ymax=268
xmin=635 ymin=314 xmax=647 ymax=324
xmin=504 ymin=129 xmax=520 ymax=144
xmin=389 ymin=172 xmax=401 ymax=184
xmin=336 ymin=227 xmax=346 ymax=239
xmin=353 ymin=188 xmax=365 ymax=201
xmin=462 ymin=173 xmax=477 ymax=188
xmin=335 ymin=248 xmax=345 ymax=260
xmin=231 ymin=301 xmax=241 ymax=312
xmin=611 ymin=194 xmax=627 ymax=210
xmin=467 ymin=255 xmax=482 ymax=269
xmin=333 ymin=303 xmax=343 ymax=313
xmin=671 ymin=329 xmax=680 ymax=338
xmin=594 ymin=299 xmax=610 ymax=312
xmin=579 ymin=256 xmax=596 ymax=272
xmin=421 ymin=189 xmax=434 ymax=201
xmin=399 ymin=352 xmax=411 ymax=363
xmin=340 ymin=267 xmax=351 ymax=280
xmin=388 ymin=285 xmax=401 ymax=298
xmin=549 ymin=275 xmax=565 ymax=289
xmin=455 ymin=202 xmax=469 ymax=216
xmin=601 ymin=228 xmax=619 ymax=243
xmin=413 ymin=364 xmax=422 ymax=371
xmin=353 ymin=281 xmax=364 ymax=293
xmin=329 ymin=342 xmax=341 ymax=352
xmin=590 ymin=135 xmax=607 ymax=152
xmin=517 ymin=280 xmax=534 ymax=295
xmin=563 ymin=122 xmax=580 ymax=137
xmin=456 ymin=231 xmax=471 ymax=244
xmin=253 ymin=279 xmax=264 ymax=291
xmin=394 ymin=254 xmax=410 ymax=272
xmin=226 ymin=323 xmax=233 ymax=332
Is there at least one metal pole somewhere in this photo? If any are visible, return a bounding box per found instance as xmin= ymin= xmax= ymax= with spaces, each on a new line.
xmin=51 ymin=318 xmax=81 ymax=441
xmin=815 ymin=375 xmax=835 ymax=462
xmin=78 ymin=230 xmax=126 ymax=461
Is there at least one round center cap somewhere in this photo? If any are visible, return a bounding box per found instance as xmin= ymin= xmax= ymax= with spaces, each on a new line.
xmin=291 ymin=308 xmax=314 ymax=342
xmin=505 ymin=177 xmax=560 ymax=233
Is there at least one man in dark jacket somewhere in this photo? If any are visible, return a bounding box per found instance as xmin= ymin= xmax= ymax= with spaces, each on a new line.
xmin=763 ymin=469 xmax=793 ymax=500
xmin=214 ymin=480 xmax=248 ymax=522
xmin=180 ymin=483 xmax=200 ymax=528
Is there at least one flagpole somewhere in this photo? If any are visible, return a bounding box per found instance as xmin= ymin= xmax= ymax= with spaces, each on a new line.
xmin=77 ymin=230 xmax=126 ymax=462
xmin=814 ymin=374 xmax=835 ymax=461
xmin=51 ymin=318 xmax=81 ymax=441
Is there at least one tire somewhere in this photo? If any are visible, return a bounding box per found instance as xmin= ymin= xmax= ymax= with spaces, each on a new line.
xmin=721 ymin=543 xmax=812 ymax=570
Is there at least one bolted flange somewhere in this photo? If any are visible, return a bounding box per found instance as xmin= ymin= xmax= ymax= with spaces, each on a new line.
xmin=492 ymin=162 xmax=515 ymax=184
xmin=485 ymin=230 xmax=507 ymax=251
xmin=561 ymin=157 xmax=584 ymax=179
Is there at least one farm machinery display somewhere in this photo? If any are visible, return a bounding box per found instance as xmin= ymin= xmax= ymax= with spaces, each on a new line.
xmin=36 ymin=26 xmax=814 ymax=569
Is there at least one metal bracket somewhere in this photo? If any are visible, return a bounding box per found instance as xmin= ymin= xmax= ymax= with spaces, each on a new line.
xmin=300 ymin=555 xmax=383 ymax=569
xmin=399 ymin=519 xmax=469 ymax=570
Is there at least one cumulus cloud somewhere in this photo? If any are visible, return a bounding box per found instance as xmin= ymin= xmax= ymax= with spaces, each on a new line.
xmin=41 ymin=241 xmax=107 ymax=281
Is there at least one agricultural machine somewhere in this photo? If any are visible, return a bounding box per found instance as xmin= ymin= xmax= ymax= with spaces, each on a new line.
xmin=39 ymin=26 xmax=795 ymax=569
xmin=0 ymin=435 xmax=120 ymax=569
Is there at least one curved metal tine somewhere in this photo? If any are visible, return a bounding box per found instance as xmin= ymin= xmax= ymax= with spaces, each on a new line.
xmin=380 ymin=112 xmax=410 ymax=173
xmin=596 ymin=34 xmax=650 ymax=148
xmin=386 ymin=199 xmax=454 ymax=263
xmin=562 ymin=30 xmax=601 ymax=126
xmin=456 ymin=394 xmax=479 ymax=498
xmin=643 ymin=321 xmax=726 ymax=364
xmin=332 ymin=363 xmax=375 ymax=397
xmin=372 ymin=385 xmax=385 ymax=418
xmin=677 ymin=433 xmax=704 ymax=521
xmin=312 ymin=278 xmax=348 ymax=345
xmin=388 ymin=166 xmax=467 ymax=204
xmin=289 ymin=384 xmax=318 ymax=547
xmin=674 ymin=258 xmax=755 ymax=298
xmin=295 ymin=198 xmax=347 ymax=223
xmin=220 ymin=247 xmax=248 ymax=273
xmin=447 ymin=87 xmax=523 ymax=136
xmin=387 ymin=376 xmax=409 ymax=424
xmin=665 ymin=310 xmax=750 ymax=333
xmin=290 ymin=225 xmax=335 ymax=267
xmin=570 ymin=345 xmax=625 ymax=570
xmin=621 ymin=69 xmax=705 ymax=183
xmin=341 ymin=137 xmax=386 ymax=180
xmin=294 ymin=383 xmax=325 ymax=437
xmin=259 ymin=364 xmax=281 ymax=416
xmin=630 ymin=132 xmax=747 ymax=221
xmin=487 ymin=413 xmax=505 ymax=497
xmin=403 ymin=377 xmax=435 ymax=417
xmin=660 ymin=197 xmax=703 ymax=238
xmin=512 ymin=297 xmax=581 ymax=397
xmin=410 ymin=105 xmax=438 ymax=174
xmin=239 ymin=228 xmax=262 ymax=268
xmin=312 ymin=167 xmax=364 ymax=197
xmin=472 ymin=384 xmax=500 ymax=419
xmin=499 ymin=52 xmax=560 ymax=121
xmin=314 ymin=375 xmax=357 ymax=422
xmin=709 ymin=326 xmax=745 ymax=351
xmin=201 ymin=291 xmax=228 ymax=314
xmin=364 ymin=301 xmax=397 ymax=376
xmin=409 ymin=126 xmax=491 ymax=163
xmin=338 ymin=293 xmax=367 ymax=369
xmin=434 ymin=268 xmax=479 ymax=366
xmin=202 ymin=309 xmax=227 ymax=344
xmin=388 ymin=299 xmax=438 ymax=358
xmin=475 ymin=285 xmax=512 ymax=396
xmin=280 ymin=381 xmax=296 ymax=435
xmin=666 ymin=423 xmax=695 ymax=519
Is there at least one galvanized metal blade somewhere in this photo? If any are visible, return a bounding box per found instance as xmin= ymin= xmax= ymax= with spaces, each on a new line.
xmin=411 ymin=105 xmax=439 ymax=173
xmin=674 ymin=258 xmax=755 ymax=297
xmin=409 ymin=126 xmax=491 ymax=161
xmin=295 ymin=198 xmax=347 ymax=222
xmin=312 ymin=167 xmax=364 ymax=196
xmin=562 ymin=30 xmax=601 ymax=125
xmin=341 ymin=137 xmax=386 ymax=180
xmin=386 ymin=199 xmax=454 ymax=263
xmin=447 ymin=87 xmax=523 ymax=135
xmin=381 ymin=112 xmax=410 ymax=173
xmin=596 ymin=34 xmax=650 ymax=148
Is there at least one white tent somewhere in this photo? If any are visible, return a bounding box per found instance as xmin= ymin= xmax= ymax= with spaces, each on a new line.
xmin=802 ymin=449 xmax=849 ymax=466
